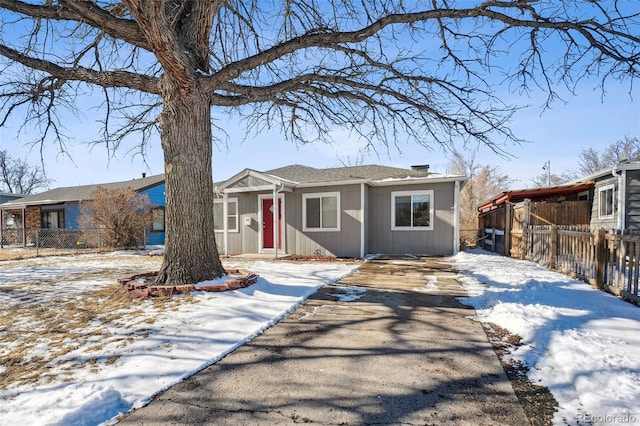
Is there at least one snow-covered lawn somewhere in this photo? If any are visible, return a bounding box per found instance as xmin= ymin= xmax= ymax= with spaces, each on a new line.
xmin=0 ymin=251 xmax=357 ymax=426
xmin=3 ymin=249 xmax=639 ymax=426
xmin=453 ymin=249 xmax=640 ymax=426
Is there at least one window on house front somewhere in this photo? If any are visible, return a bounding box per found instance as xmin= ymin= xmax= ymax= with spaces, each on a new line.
xmin=598 ymin=185 xmax=615 ymax=219
xmin=213 ymin=199 xmax=238 ymax=232
xmin=41 ymin=210 xmax=64 ymax=229
xmin=151 ymin=207 xmax=165 ymax=232
xmin=391 ymin=190 xmax=434 ymax=230
xmin=303 ymin=192 xmax=340 ymax=231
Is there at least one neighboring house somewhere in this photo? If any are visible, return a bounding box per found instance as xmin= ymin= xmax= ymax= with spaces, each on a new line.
xmin=0 ymin=192 xmax=28 ymax=228
xmin=0 ymin=192 xmax=27 ymax=204
xmin=572 ymin=160 xmax=640 ymax=232
xmin=213 ymin=164 xmax=467 ymax=258
xmin=0 ymin=174 xmax=166 ymax=245
xmin=477 ymin=182 xmax=594 ymax=256
xmin=477 ymin=159 xmax=640 ymax=256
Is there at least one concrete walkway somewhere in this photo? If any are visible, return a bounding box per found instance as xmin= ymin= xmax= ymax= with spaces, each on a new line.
xmin=119 ymin=257 xmax=528 ymax=425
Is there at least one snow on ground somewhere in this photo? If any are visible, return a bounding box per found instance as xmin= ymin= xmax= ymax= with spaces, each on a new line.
xmin=0 ymin=252 xmax=357 ymax=426
xmin=4 ymin=248 xmax=640 ymax=426
xmin=453 ymin=249 xmax=640 ymax=426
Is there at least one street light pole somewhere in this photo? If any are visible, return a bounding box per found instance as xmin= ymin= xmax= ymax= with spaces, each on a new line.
xmin=542 ymin=160 xmax=551 ymax=186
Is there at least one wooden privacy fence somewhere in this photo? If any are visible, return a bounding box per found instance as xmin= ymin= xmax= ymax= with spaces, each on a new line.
xmin=526 ymin=225 xmax=640 ymax=304
xmin=478 ymin=199 xmax=592 ymax=258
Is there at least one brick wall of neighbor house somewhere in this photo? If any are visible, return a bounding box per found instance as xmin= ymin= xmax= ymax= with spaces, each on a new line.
xmin=25 ymin=206 xmax=41 ymax=228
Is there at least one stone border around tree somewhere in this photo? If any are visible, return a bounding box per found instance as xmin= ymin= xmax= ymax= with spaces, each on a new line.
xmin=117 ymin=268 xmax=259 ymax=298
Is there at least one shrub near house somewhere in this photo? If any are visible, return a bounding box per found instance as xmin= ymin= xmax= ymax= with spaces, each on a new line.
xmin=78 ymin=187 xmax=152 ymax=248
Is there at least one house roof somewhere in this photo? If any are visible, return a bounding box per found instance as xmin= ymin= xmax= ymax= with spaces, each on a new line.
xmin=264 ymin=164 xmax=440 ymax=183
xmin=477 ymin=182 xmax=594 ymax=212
xmin=572 ymin=160 xmax=640 ymax=183
xmin=0 ymin=174 xmax=165 ymax=209
xmin=218 ymin=164 xmax=466 ymax=192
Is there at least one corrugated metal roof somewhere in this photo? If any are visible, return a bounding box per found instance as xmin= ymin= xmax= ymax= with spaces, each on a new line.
xmin=0 ymin=174 xmax=165 ymax=208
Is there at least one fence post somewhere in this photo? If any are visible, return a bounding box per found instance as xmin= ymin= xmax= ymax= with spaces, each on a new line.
xmin=505 ymin=203 xmax=512 ymax=257
xmin=520 ymin=199 xmax=531 ymax=259
xmin=594 ymin=228 xmax=606 ymax=290
xmin=491 ymin=229 xmax=496 ymax=253
xmin=549 ymin=225 xmax=558 ymax=269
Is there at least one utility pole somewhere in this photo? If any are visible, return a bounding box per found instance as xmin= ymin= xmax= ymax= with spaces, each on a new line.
xmin=542 ymin=160 xmax=551 ymax=186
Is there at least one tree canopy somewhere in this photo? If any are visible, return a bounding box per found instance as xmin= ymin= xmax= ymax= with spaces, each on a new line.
xmin=0 ymin=1 xmax=638 ymax=284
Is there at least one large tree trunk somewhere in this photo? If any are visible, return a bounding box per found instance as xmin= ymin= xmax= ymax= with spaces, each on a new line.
xmin=155 ymin=79 xmax=225 ymax=285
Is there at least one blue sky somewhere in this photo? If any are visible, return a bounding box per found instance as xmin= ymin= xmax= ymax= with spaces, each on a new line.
xmin=2 ymin=76 xmax=636 ymax=191
xmin=0 ymin=2 xmax=638 ymax=192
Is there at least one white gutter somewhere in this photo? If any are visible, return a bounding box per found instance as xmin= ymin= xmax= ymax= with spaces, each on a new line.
xmin=371 ymin=176 xmax=468 ymax=187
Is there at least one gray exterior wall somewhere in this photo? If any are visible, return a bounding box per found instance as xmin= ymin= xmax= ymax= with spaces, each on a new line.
xmin=590 ymin=176 xmax=618 ymax=231
xmin=216 ymin=180 xmax=459 ymax=257
xmin=367 ymin=182 xmax=456 ymax=256
xmin=285 ymin=184 xmax=362 ymax=257
xmin=625 ymin=170 xmax=640 ymax=231
xmin=215 ymin=192 xmax=260 ymax=255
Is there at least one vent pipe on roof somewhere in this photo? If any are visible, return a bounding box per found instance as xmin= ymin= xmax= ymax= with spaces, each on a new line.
xmin=142 ymin=173 xmax=146 ymax=178
xmin=411 ymin=164 xmax=429 ymax=173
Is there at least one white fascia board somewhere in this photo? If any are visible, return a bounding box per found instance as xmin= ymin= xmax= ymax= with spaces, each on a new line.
xmin=223 ymin=185 xmax=294 ymax=193
xmin=0 ymin=199 xmax=64 ymax=208
xmin=370 ymin=175 xmax=467 ymax=186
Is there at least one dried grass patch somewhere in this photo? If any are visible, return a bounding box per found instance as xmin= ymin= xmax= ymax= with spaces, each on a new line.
xmin=0 ymin=282 xmax=155 ymax=390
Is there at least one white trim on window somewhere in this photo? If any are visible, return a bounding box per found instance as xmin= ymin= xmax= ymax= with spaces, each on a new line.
xmin=302 ymin=192 xmax=341 ymax=232
xmin=391 ymin=190 xmax=434 ymax=231
xmin=214 ymin=198 xmax=239 ymax=232
xmin=598 ymin=184 xmax=615 ymax=220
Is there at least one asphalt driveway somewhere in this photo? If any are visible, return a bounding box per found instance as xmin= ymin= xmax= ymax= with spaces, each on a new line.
xmin=119 ymin=257 xmax=528 ymax=425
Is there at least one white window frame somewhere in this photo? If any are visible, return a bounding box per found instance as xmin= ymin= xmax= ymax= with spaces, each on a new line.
xmin=391 ymin=190 xmax=434 ymax=231
xmin=598 ymin=184 xmax=615 ymax=219
xmin=214 ymin=198 xmax=239 ymax=233
xmin=302 ymin=192 xmax=341 ymax=232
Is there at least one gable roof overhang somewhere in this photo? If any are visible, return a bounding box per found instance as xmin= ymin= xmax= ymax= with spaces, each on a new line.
xmin=477 ymin=182 xmax=595 ymax=212
xmin=215 ymin=169 xmax=295 ymax=194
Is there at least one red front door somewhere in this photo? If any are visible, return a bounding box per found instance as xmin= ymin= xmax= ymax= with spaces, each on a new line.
xmin=262 ymin=198 xmax=282 ymax=249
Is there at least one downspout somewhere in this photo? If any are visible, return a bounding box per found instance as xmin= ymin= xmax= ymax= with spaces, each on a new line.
xmin=272 ymin=185 xmax=278 ymax=259
xmin=360 ymin=183 xmax=366 ymax=258
xmin=453 ymin=180 xmax=461 ymax=254
xmin=272 ymin=183 xmax=286 ymax=259
xmin=223 ymin=191 xmax=229 ymax=257
xmin=612 ymin=165 xmax=625 ymax=230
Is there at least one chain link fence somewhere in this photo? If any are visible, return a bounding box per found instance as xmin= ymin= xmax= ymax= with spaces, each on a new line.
xmin=0 ymin=228 xmax=147 ymax=260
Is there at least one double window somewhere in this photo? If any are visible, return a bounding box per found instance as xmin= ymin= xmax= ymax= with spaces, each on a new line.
xmin=41 ymin=210 xmax=64 ymax=229
xmin=214 ymin=198 xmax=238 ymax=232
xmin=391 ymin=190 xmax=434 ymax=230
xmin=303 ymin=192 xmax=340 ymax=231
xmin=598 ymin=184 xmax=615 ymax=219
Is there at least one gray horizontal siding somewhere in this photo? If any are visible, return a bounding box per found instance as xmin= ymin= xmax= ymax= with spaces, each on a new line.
xmin=367 ymin=182 xmax=456 ymax=256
